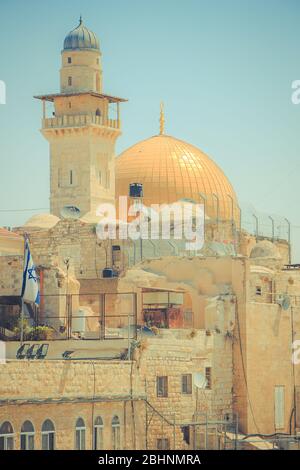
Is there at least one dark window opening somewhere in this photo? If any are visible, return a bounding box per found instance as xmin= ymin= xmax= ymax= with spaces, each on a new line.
xmin=112 ymin=416 xmax=121 ymax=450
xmin=112 ymin=245 xmax=121 ymax=268
xmin=181 ymin=426 xmax=190 ymax=445
xmin=205 ymin=367 xmax=212 ymax=390
xmin=41 ymin=419 xmax=55 ymax=450
xmin=93 ymin=416 xmax=103 ymax=450
xmin=182 ymin=374 xmax=192 ymax=395
xmin=256 ymin=286 xmax=262 ymax=296
xmin=68 ymin=57 xmax=72 ymax=64
xmin=75 ymin=418 xmax=86 ymax=450
xmin=20 ymin=421 xmax=35 ymax=450
xmin=157 ymin=376 xmax=168 ymax=397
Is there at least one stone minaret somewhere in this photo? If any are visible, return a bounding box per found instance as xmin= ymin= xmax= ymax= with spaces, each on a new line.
xmin=35 ymin=18 xmax=126 ymax=218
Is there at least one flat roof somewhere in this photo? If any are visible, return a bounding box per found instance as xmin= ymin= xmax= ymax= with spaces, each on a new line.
xmin=141 ymin=287 xmax=185 ymax=293
xmin=34 ymin=91 xmax=127 ymax=103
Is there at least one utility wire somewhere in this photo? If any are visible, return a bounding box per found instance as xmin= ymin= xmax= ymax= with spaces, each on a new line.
xmin=0 ymin=208 xmax=49 ymax=213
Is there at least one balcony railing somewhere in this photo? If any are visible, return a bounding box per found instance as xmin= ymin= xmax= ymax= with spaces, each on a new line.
xmin=42 ymin=114 xmax=120 ymax=130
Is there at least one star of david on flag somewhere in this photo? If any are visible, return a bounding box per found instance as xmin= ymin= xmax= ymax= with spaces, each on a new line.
xmin=21 ymin=238 xmax=40 ymax=305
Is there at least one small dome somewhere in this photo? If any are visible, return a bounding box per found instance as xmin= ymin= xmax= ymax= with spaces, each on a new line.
xmin=63 ymin=18 xmax=100 ymax=51
xmin=24 ymin=213 xmax=60 ymax=230
xmin=250 ymin=240 xmax=281 ymax=260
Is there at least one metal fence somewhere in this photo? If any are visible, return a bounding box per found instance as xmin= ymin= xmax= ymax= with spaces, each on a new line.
xmin=1 ymin=292 xmax=137 ymax=341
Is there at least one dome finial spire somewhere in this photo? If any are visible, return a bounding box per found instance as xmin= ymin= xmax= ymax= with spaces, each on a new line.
xmin=159 ymin=101 xmax=165 ymax=135
xmin=79 ymin=15 xmax=83 ymax=25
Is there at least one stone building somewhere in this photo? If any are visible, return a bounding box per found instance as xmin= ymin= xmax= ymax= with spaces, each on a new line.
xmin=0 ymin=18 xmax=299 ymax=451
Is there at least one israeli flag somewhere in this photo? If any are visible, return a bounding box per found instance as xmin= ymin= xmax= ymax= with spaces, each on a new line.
xmin=21 ymin=239 xmax=40 ymax=305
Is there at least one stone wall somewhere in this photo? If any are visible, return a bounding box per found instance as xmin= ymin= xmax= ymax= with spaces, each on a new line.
xmin=0 ymin=328 xmax=234 ymax=450
xmin=0 ymin=360 xmax=146 ymax=450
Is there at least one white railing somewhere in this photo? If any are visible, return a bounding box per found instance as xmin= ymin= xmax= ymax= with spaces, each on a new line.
xmin=42 ymin=114 xmax=120 ymax=130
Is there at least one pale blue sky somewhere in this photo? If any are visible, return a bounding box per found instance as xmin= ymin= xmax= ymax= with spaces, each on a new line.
xmin=0 ymin=0 xmax=300 ymax=260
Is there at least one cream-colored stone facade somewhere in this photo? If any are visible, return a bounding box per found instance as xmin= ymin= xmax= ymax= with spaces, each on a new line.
xmin=0 ymin=330 xmax=233 ymax=450
xmin=0 ymin=19 xmax=299 ymax=452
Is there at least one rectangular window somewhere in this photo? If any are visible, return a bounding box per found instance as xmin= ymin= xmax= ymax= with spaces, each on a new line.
xmin=42 ymin=432 xmax=55 ymax=450
xmin=20 ymin=434 xmax=26 ymax=450
xmin=267 ymin=280 xmax=273 ymax=303
xmin=94 ymin=427 xmax=103 ymax=450
xmin=112 ymin=245 xmax=121 ymax=267
xmin=256 ymin=286 xmax=262 ymax=296
xmin=68 ymin=57 xmax=72 ymax=64
xmin=182 ymin=374 xmax=192 ymax=395
xmin=0 ymin=436 xmax=14 ymax=450
xmin=112 ymin=427 xmax=120 ymax=450
xmin=205 ymin=367 xmax=212 ymax=390
xmin=75 ymin=429 xmax=85 ymax=450
xmin=20 ymin=434 xmax=34 ymax=450
xmin=68 ymin=76 xmax=72 ymax=86
xmin=70 ymin=170 xmax=73 ymax=185
xmin=157 ymin=438 xmax=170 ymax=450
xmin=274 ymin=385 xmax=285 ymax=430
xmin=181 ymin=426 xmax=190 ymax=445
xmin=157 ymin=376 xmax=168 ymax=397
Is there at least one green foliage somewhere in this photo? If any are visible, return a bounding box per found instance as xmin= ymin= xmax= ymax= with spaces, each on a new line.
xmin=13 ymin=319 xmax=54 ymax=340
xmin=27 ymin=326 xmax=55 ymax=341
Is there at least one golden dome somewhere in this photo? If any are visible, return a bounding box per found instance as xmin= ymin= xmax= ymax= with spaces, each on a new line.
xmin=116 ymin=134 xmax=239 ymax=225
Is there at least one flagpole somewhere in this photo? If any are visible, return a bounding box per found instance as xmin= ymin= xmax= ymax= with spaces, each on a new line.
xmin=20 ymin=233 xmax=27 ymax=346
xmin=20 ymin=297 xmax=24 ymax=345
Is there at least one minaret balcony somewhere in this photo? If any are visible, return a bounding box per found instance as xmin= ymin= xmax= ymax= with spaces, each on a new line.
xmin=42 ymin=113 xmax=120 ymax=130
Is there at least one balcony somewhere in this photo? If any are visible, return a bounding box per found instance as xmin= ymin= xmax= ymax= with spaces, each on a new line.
xmin=42 ymin=113 xmax=120 ymax=130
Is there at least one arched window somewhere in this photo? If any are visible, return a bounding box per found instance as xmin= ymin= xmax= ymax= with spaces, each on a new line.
xmin=68 ymin=76 xmax=72 ymax=86
xmin=0 ymin=421 xmax=14 ymax=450
xmin=96 ymin=108 xmax=101 ymax=117
xmin=75 ymin=418 xmax=86 ymax=450
xmin=112 ymin=415 xmax=120 ymax=450
xmin=20 ymin=421 xmax=35 ymax=450
xmin=42 ymin=419 xmax=55 ymax=450
xmin=93 ymin=416 xmax=103 ymax=450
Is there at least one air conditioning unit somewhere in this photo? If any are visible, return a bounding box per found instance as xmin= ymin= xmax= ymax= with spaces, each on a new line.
xmin=102 ymin=268 xmax=118 ymax=278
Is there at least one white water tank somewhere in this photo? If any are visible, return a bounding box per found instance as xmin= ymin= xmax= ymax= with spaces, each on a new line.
xmin=72 ymin=308 xmax=86 ymax=333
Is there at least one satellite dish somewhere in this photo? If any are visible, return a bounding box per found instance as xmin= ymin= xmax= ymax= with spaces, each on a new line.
xmin=60 ymin=205 xmax=81 ymax=220
xmin=276 ymin=294 xmax=291 ymax=311
xmin=194 ymin=372 xmax=207 ymax=389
